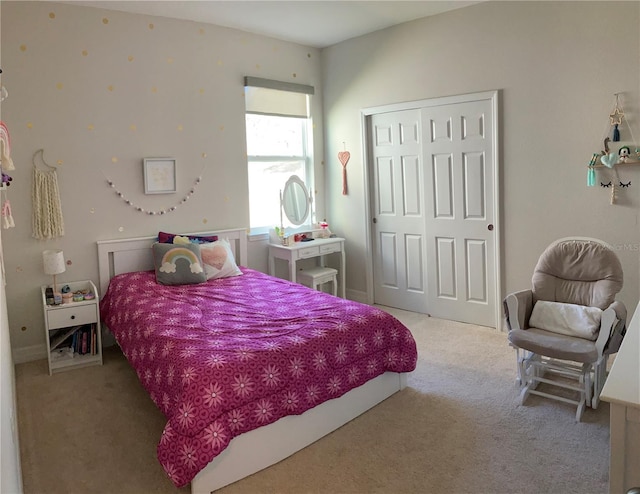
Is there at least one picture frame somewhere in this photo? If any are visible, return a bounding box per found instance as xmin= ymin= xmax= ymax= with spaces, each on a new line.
xmin=143 ymin=158 xmax=176 ymax=194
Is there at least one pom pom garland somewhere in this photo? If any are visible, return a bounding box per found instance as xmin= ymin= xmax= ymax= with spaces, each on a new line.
xmin=106 ymin=176 xmax=202 ymax=215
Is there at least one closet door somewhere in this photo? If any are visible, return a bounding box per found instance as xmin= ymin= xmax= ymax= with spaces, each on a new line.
xmin=423 ymin=98 xmax=496 ymax=327
xmin=370 ymin=109 xmax=427 ymax=313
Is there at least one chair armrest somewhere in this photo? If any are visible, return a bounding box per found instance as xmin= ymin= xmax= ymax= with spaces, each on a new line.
xmin=596 ymin=301 xmax=627 ymax=357
xmin=503 ymin=290 xmax=533 ymax=331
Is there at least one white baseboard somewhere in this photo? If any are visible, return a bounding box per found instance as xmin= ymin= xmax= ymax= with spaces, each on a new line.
xmin=13 ymin=344 xmax=46 ymax=364
xmin=346 ymin=288 xmax=367 ymax=304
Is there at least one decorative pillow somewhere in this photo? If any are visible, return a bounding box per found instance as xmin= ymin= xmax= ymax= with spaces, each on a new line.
xmin=152 ymin=242 xmax=207 ymax=285
xmin=199 ymin=239 xmax=243 ymax=280
xmin=157 ymin=231 xmax=218 ymax=244
xmin=529 ymin=300 xmax=603 ymax=341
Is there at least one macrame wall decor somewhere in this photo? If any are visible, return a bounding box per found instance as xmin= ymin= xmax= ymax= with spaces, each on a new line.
xmin=338 ymin=144 xmax=350 ymax=196
xmin=32 ymin=149 xmax=65 ymax=239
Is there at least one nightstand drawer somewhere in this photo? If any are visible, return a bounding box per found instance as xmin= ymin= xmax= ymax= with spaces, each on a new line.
xmin=320 ymin=242 xmax=341 ymax=254
xmin=47 ymin=304 xmax=97 ymax=330
xmin=298 ymin=246 xmax=320 ymax=259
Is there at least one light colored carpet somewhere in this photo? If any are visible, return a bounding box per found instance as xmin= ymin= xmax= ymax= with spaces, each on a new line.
xmin=15 ymin=307 xmax=610 ymax=494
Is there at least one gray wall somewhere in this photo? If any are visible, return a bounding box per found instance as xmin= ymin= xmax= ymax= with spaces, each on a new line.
xmin=322 ymin=1 xmax=640 ymax=317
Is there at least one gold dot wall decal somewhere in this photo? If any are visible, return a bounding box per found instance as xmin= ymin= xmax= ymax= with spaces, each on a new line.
xmin=82 ymin=50 xmax=88 ymax=56
xmin=148 ymin=23 xmax=154 ymax=30
xmin=102 ymin=18 xmax=109 ymax=24
xmin=201 ymin=153 xmax=207 ymax=158
xmin=167 ymin=57 xmax=174 ymax=64
xmin=90 ymin=208 xmax=95 ymax=214
xmin=130 ymin=124 xmax=137 ymax=131
xmin=177 ymin=124 xmax=183 ymax=131
xmin=57 ymin=160 xmax=63 ymax=165
xmin=203 ymin=218 xmax=208 ymax=224
xmin=20 ymin=45 xmax=27 ymax=52
xmin=107 ymin=85 xmax=114 ymax=92
xmin=111 ymin=157 xmax=118 ymax=163
xmin=26 ymin=122 xmax=33 ymax=129
xmin=56 ymin=83 xmax=63 ymax=90
xmin=292 ymin=73 xmax=297 ymax=78
xmin=87 ymin=124 xmax=94 ymax=131
xmin=199 ymin=88 xmax=205 ymax=94
xmin=128 ymin=55 xmax=134 ymax=62
xmin=199 ymin=28 xmax=205 ymax=35
xmin=151 ymin=86 xmax=157 ymax=93
xmin=49 ymin=12 xmax=55 ymax=19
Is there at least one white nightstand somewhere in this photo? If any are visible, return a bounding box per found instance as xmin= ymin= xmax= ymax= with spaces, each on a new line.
xmin=41 ymin=280 xmax=103 ymax=375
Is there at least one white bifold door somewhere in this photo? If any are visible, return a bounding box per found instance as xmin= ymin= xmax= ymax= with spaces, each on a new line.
xmin=369 ymin=93 xmax=497 ymax=328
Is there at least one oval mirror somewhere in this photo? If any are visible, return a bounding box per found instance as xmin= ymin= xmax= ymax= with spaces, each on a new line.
xmin=281 ymin=175 xmax=310 ymax=226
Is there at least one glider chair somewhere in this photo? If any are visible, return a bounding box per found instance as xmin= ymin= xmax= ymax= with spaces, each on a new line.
xmin=503 ymin=237 xmax=627 ymax=421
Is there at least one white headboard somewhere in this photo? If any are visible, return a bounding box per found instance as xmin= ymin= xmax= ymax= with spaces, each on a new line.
xmin=96 ymin=228 xmax=248 ymax=298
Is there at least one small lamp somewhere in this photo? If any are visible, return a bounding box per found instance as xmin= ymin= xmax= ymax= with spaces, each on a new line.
xmin=42 ymin=249 xmax=65 ymax=294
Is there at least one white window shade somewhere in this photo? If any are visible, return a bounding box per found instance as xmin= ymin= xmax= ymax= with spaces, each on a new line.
xmin=244 ymin=77 xmax=313 ymax=118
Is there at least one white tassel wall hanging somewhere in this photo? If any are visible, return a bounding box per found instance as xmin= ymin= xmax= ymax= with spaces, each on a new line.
xmin=32 ymin=149 xmax=65 ymax=239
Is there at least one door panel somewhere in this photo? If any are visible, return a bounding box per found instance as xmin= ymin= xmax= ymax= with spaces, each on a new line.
xmin=435 ymin=237 xmax=456 ymax=299
xmin=405 ymin=234 xmax=424 ymax=292
xmin=424 ymin=99 xmax=495 ymax=327
xmin=371 ymin=109 xmax=426 ymax=312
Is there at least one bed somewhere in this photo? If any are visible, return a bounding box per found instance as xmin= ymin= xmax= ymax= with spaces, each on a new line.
xmin=97 ymin=227 xmax=417 ymax=493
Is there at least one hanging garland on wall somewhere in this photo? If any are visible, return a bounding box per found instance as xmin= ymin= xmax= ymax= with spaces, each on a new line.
xmin=104 ymin=174 xmax=203 ymax=215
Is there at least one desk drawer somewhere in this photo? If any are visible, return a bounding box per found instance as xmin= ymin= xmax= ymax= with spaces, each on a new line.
xmin=47 ymin=304 xmax=97 ymax=330
xmin=298 ymin=246 xmax=320 ymax=259
xmin=320 ymin=243 xmax=341 ymax=255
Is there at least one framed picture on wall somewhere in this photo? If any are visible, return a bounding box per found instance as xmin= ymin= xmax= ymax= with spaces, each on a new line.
xmin=143 ymin=158 xmax=176 ymax=194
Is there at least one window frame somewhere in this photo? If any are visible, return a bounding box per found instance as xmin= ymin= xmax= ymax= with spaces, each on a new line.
xmin=244 ymin=80 xmax=315 ymax=237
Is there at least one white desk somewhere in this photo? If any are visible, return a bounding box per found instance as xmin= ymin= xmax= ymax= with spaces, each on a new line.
xmin=268 ymin=237 xmax=346 ymax=298
xmin=600 ymin=301 xmax=640 ymax=494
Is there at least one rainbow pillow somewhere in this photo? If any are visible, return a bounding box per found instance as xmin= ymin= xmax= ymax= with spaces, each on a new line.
xmin=152 ymin=243 xmax=206 ymax=285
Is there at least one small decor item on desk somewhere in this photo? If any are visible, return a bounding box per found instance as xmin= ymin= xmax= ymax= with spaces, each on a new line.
xmin=73 ymin=291 xmax=84 ymax=302
xmin=45 ymin=287 xmax=54 ymax=305
xmin=61 ymin=284 xmax=72 ymax=304
xmin=82 ymin=289 xmax=95 ymax=300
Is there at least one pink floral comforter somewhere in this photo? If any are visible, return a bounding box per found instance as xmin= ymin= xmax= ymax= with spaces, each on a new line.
xmin=100 ymin=268 xmax=417 ymax=487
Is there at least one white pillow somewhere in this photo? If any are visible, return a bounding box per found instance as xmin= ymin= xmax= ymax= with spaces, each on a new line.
xmin=529 ymin=300 xmax=602 ymax=341
xmin=199 ymin=239 xmax=243 ymax=280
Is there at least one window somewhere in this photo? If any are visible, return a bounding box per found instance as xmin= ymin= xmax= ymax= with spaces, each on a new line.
xmin=244 ymin=77 xmax=314 ymax=233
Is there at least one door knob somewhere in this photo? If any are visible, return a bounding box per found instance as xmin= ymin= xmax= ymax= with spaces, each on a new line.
xmin=373 ymin=218 xmax=377 ymax=224
xmin=487 ymin=224 xmax=494 ymax=231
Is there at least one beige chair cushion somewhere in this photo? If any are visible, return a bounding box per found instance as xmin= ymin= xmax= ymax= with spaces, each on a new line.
xmin=532 ymin=238 xmax=622 ymax=310
xmin=508 ymin=328 xmax=598 ymax=363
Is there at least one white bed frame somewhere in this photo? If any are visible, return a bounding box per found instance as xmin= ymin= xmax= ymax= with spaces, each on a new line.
xmin=96 ymin=227 xmax=408 ymax=493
